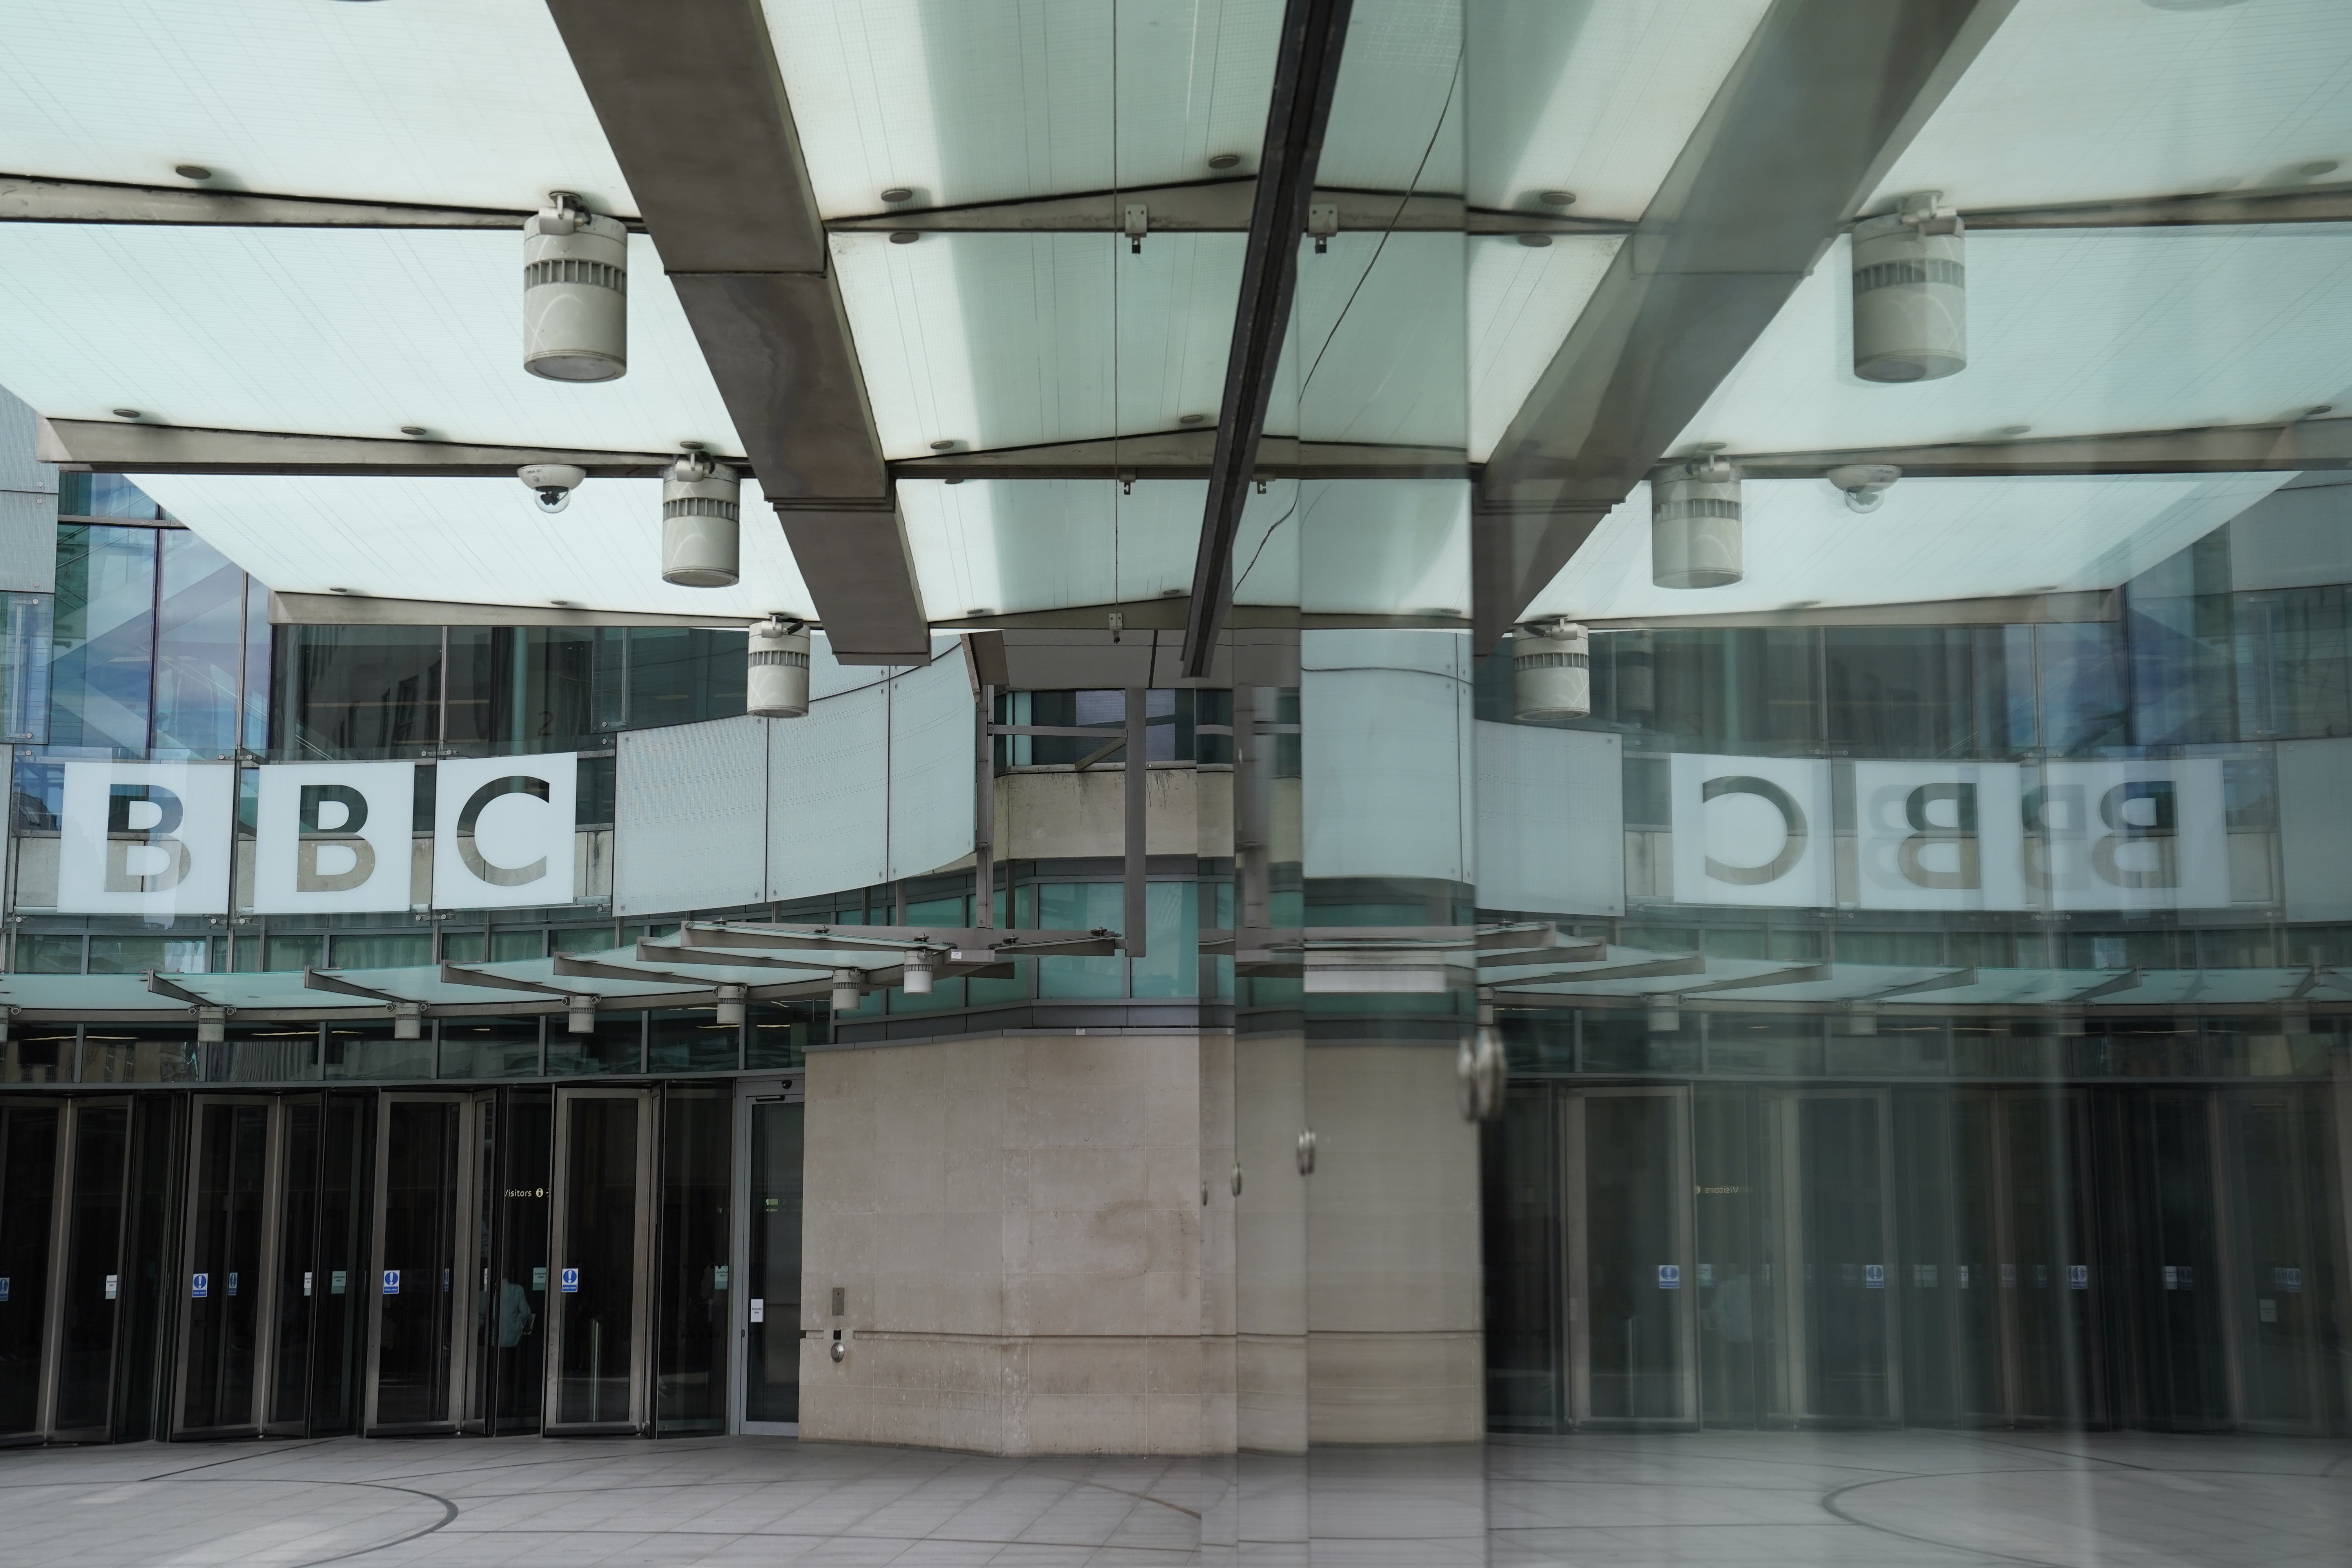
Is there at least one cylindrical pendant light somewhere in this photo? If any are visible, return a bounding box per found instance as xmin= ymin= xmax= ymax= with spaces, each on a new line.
xmin=523 ymin=192 xmax=628 ymax=382
xmin=747 ymin=617 xmax=811 ymax=717
xmin=1852 ymin=191 xmax=1965 ymax=383
xmin=1651 ymin=457 xmax=1742 ymax=589
xmin=662 ymin=451 xmax=741 ymax=587
xmin=1512 ymin=619 xmax=1590 ymax=720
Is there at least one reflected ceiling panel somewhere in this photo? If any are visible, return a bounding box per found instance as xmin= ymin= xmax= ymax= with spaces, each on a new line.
xmin=128 ymin=474 xmax=815 ymax=621
xmin=0 ymin=0 xmax=633 ymax=214
xmin=834 ymin=230 xmax=1241 ymax=458
xmin=1871 ymin=0 xmax=2352 ymax=211
xmin=1467 ymin=232 xmax=1621 ymax=461
xmin=1676 ymin=228 xmax=2352 ymax=455
xmin=0 ymin=227 xmax=737 ymax=453
xmin=1316 ymin=0 xmax=1464 ymax=194
xmin=764 ymin=0 xmax=1282 ymax=216
xmin=1523 ymin=474 xmax=2290 ymax=622
xmin=1281 ymin=232 xmax=1468 ymax=448
xmin=900 ymin=478 xmax=1201 ymax=617
xmin=1297 ymin=480 xmax=1469 ymax=617
xmin=1465 ymin=0 xmax=1771 ymax=220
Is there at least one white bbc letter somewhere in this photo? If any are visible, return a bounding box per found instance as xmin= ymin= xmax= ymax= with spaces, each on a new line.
xmin=1854 ymin=762 xmax=2024 ymax=911
xmin=432 ymin=754 xmax=577 ymax=909
xmin=1670 ymin=754 xmax=1835 ymax=908
xmin=57 ymin=762 xmax=234 ymax=916
xmin=252 ymin=762 xmax=417 ymax=914
xmin=2027 ymin=760 xmax=2228 ymax=912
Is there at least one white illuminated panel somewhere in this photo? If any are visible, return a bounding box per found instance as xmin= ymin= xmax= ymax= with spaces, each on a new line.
xmin=1285 ymin=232 xmax=1466 ymax=449
xmin=763 ymin=0 xmax=1280 ymax=216
xmin=0 ymin=227 xmax=734 ymax=453
xmin=1467 ymin=234 xmax=1620 ymax=462
xmin=615 ymin=717 xmax=771 ymax=918
xmin=1676 ymin=228 xmax=2352 ymax=456
xmin=832 ymin=230 xmax=1241 ymax=459
xmin=885 ymin=655 xmax=976 ymax=882
xmin=1316 ymin=1 xmax=1464 ymax=194
xmin=1526 ymin=473 xmax=2288 ymax=622
xmin=1474 ymin=722 xmax=1624 ymax=918
xmin=123 ymin=475 xmax=816 ymax=621
xmin=1871 ymin=0 xmax=2352 ymax=212
xmin=0 ymin=0 xmax=635 ymax=214
xmin=1465 ymin=0 xmax=1772 ymax=219
xmin=769 ymin=683 xmax=889 ymax=902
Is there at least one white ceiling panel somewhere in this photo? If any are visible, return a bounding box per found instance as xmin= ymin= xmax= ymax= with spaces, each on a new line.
xmin=834 ymin=230 xmax=1241 ymax=458
xmin=127 ymin=474 xmax=815 ymax=621
xmin=1465 ymin=0 xmax=1770 ymax=220
xmin=0 ymin=227 xmax=737 ymax=454
xmin=1467 ymin=232 xmax=1620 ymax=461
xmin=1873 ymin=0 xmax=2352 ymax=213
xmin=764 ymin=0 xmax=1282 ymax=216
xmin=1675 ymin=227 xmax=2352 ymax=457
xmin=1283 ymin=232 xmax=1467 ymax=448
xmin=1524 ymin=473 xmax=2290 ymax=623
xmin=1317 ymin=0 xmax=1465 ymax=194
xmin=0 ymin=0 xmax=633 ymax=215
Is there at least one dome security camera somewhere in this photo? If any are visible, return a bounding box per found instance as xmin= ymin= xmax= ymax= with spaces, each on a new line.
xmin=519 ymin=463 xmax=587 ymax=514
xmin=1827 ymin=463 xmax=1901 ymax=514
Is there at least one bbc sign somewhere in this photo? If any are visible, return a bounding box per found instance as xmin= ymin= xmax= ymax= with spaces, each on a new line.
xmin=53 ymin=756 xmax=579 ymax=916
xmin=1670 ymin=754 xmax=2230 ymax=912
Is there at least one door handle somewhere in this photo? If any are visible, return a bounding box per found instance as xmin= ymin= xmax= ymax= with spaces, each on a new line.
xmin=1296 ymin=1128 xmax=1317 ymax=1176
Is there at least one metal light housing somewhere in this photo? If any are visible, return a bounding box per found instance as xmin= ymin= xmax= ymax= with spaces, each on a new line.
xmin=1651 ymin=458 xmax=1742 ymax=589
xmin=1852 ymin=191 xmax=1965 ymax=383
xmin=662 ymin=452 xmax=742 ymax=587
xmin=523 ymin=192 xmax=628 ymax=382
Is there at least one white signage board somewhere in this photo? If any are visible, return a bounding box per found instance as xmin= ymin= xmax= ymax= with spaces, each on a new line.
xmin=1673 ymin=753 xmax=2229 ymax=912
xmin=431 ymin=753 xmax=577 ymax=909
xmin=252 ymin=761 xmax=416 ymax=914
xmin=56 ymin=761 xmax=234 ymax=916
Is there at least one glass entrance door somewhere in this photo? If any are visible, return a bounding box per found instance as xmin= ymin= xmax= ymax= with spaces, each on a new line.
xmin=174 ymin=1095 xmax=319 ymax=1438
xmin=46 ymin=1099 xmax=132 ymax=1442
xmin=545 ymin=1087 xmax=653 ymax=1434
xmin=0 ymin=1102 xmax=62 ymax=1444
xmin=1766 ymin=1089 xmax=1901 ymax=1427
xmin=365 ymin=1093 xmax=488 ymax=1434
xmin=2221 ymin=1085 xmax=2342 ymax=1434
xmin=1563 ymin=1087 xmax=1696 ymax=1427
xmin=736 ymin=1078 xmax=804 ymax=1434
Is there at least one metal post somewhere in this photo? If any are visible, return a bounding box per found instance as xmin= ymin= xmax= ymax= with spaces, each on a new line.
xmin=975 ymin=684 xmax=995 ymax=929
xmin=1125 ymin=688 xmax=1147 ymax=960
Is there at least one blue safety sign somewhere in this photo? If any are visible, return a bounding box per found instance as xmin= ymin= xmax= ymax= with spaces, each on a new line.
xmin=1657 ymin=1263 xmax=1681 ymax=1289
xmin=0 ymin=1277 xmax=9 ymax=1302
xmin=191 ymin=1273 xmax=208 ymax=1298
xmin=561 ymin=1267 xmax=580 ymax=1294
xmin=2069 ymin=1264 xmax=2089 ymax=1290
xmin=383 ymin=1269 xmax=401 ymax=1296
xmin=1865 ymin=1264 xmax=1885 ymax=1289
xmin=227 ymin=1272 xmax=239 ymax=1297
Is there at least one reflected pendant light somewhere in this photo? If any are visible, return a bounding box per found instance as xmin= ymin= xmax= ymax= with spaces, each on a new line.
xmin=1651 ymin=458 xmax=1742 ymax=589
xmin=1512 ymin=619 xmax=1591 ymax=720
xmin=661 ymin=452 xmax=740 ymax=586
xmin=523 ymin=191 xmax=628 ymax=381
xmin=746 ymin=617 xmax=811 ymax=717
xmin=1852 ymin=191 xmax=1965 ymax=383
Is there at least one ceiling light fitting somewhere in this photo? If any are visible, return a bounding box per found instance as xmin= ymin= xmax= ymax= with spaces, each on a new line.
xmin=111 ymin=407 xmax=141 ymax=419
xmin=662 ymin=451 xmax=740 ymax=587
xmin=1853 ymin=191 xmax=1965 ymax=383
xmin=1827 ymin=463 xmax=1902 ymax=513
xmin=747 ymin=615 xmax=811 ymax=719
xmin=1537 ymin=189 xmax=1575 ymax=207
xmin=523 ymin=191 xmax=628 ymax=382
xmin=889 ymin=230 xmax=918 ymax=245
xmin=879 ymin=186 xmax=913 ymax=203
xmin=1517 ymin=233 xmax=1552 ymax=248
xmin=1512 ymin=619 xmax=1590 ymax=720
xmin=519 ymin=463 xmax=585 ymax=514
xmin=1651 ymin=459 xmax=1742 ymax=589
xmin=1207 ymin=153 xmax=1242 ymax=171
xmin=399 ymin=425 xmax=426 ymax=437
xmin=173 ymin=164 xmax=212 ymax=181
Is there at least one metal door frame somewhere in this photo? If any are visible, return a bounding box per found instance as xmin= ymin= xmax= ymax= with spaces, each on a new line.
xmin=731 ymin=1072 xmax=804 ymax=1437
xmin=1559 ymin=1084 xmax=1698 ymax=1430
xmin=171 ymin=1094 xmax=290 ymax=1439
xmin=36 ymin=1097 xmax=134 ymax=1443
xmin=1766 ymin=1085 xmax=1903 ymax=1429
xmin=543 ymin=1085 xmax=656 ymax=1436
xmin=363 ymin=1091 xmax=488 ymax=1436
xmin=0 ymin=1098 xmax=69 ymax=1447
xmin=2215 ymin=1083 xmax=2334 ymax=1435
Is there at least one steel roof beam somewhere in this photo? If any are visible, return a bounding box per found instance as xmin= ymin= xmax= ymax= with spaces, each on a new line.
xmin=1182 ymin=0 xmax=1356 ymax=677
xmin=1473 ymin=0 xmax=2017 ymax=648
xmin=827 ymin=180 xmax=1624 ymax=237
xmin=37 ymin=416 xmax=695 ymax=478
xmin=1724 ymin=416 xmax=2352 ymax=479
xmin=547 ymin=0 xmax=929 ymax=664
xmin=891 ymin=432 xmax=1468 ymax=483
xmin=0 ymin=172 xmax=557 ymax=229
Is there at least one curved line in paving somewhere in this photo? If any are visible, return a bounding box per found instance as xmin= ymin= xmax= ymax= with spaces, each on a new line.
xmin=1816 ymin=1470 xmax=2080 ymax=1568
xmin=121 ymin=1474 xmax=461 ymax=1568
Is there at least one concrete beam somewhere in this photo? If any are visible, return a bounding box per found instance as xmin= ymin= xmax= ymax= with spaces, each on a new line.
xmin=0 ymin=172 xmax=548 ymax=229
xmin=1726 ymin=417 xmax=2352 ymax=479
xmin=1473 ymin=0 xmax=2017 ymax=647
xmin=547 ymin=0 xmax=930 ymax=663
xmin=827 ymin=179 xmax=1620 ymax=237
xmin=892 ymin=431 xmax=1469 ymax=482
xmin=1580 ymin=589 xmax=2117 ymax=633
xmin=38 ymin=416 xmax=690 ymax=477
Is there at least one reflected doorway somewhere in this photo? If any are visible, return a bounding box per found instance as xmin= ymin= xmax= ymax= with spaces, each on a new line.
xmin=1563 ymin=1086 xmax=1697 ymax=1427
xmin=734 ymin=1075 xmax=804 ymax=1434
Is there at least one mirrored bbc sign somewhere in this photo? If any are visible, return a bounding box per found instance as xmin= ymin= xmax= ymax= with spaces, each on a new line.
xmin=52 ymin=757 xmax=579 ymax=916
xmin=1671 ymin=755 xmax=2229 ymax=912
